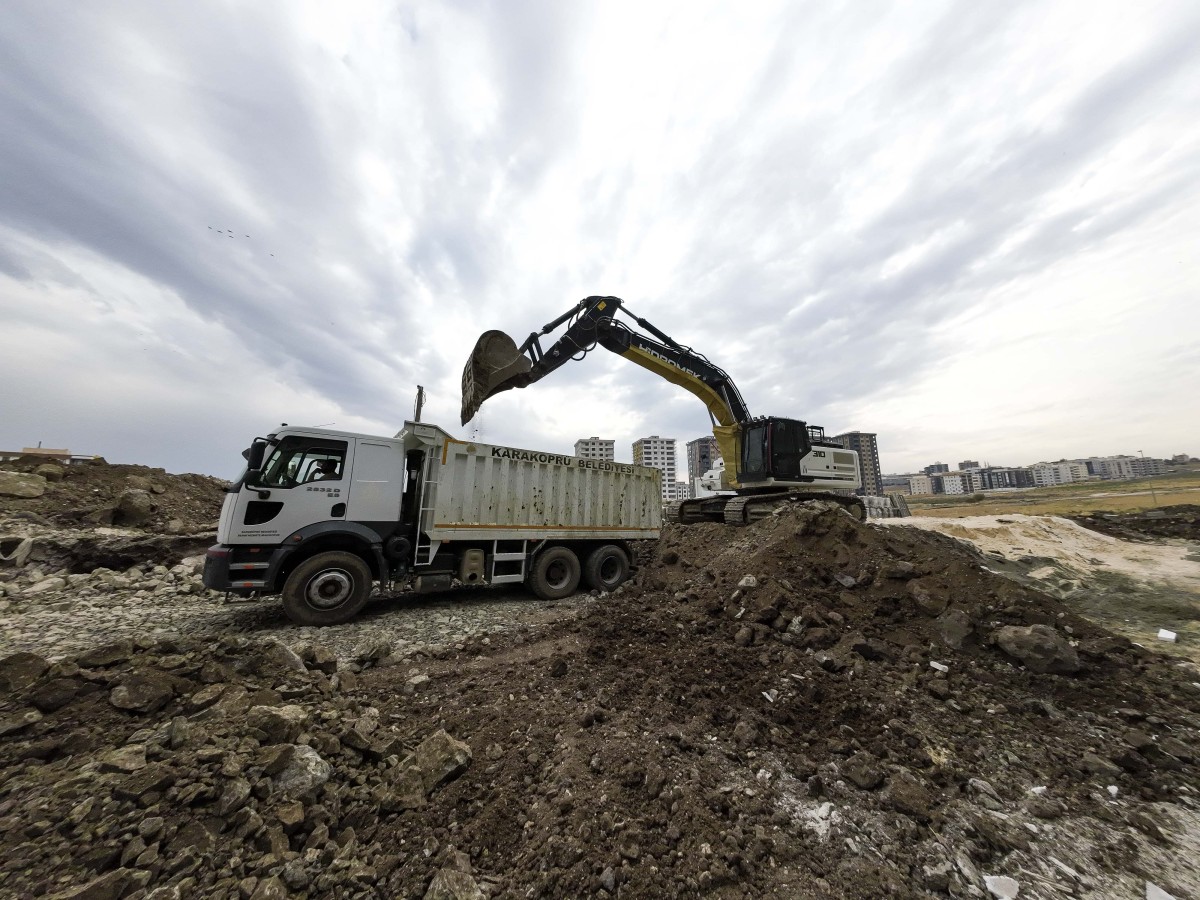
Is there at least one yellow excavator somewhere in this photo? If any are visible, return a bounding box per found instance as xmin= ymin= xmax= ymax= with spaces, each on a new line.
xmin=461 ymin=295 xmax=867 ymax=524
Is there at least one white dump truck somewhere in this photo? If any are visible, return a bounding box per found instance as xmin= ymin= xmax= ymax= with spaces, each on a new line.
xmin=203 ymin=421 xmax=662 ymax=625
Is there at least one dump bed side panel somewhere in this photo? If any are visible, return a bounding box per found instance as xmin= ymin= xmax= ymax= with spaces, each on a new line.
xmin=427 ymin=438 xmax=661 ymax=541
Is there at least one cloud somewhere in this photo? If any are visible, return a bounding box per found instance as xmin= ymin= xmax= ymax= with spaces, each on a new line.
xmin=1 ymin=1 xmax=1198 ymax=478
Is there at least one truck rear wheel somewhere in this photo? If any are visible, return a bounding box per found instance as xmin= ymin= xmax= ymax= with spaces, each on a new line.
xmin=584 ymin=544 xmax=630 ymax=592
xmin=282 ymin=551 xmax=372 ymax=626
xmin=528 ymin=546 xmax=580 ymax=600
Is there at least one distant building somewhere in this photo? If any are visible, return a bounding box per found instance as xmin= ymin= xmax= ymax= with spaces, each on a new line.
xmin=1083 ymin=457 xmax=1134 ymax=479
xmin=0 ymin=446 xmax=95 ymax=465
xmin=908 ymin=474 xmax=934 ymax=495
xmin=1030 ymin=461 xmax=1090 ymax=486
xmin=958 ymin=460 xmax=980 ymax=471
xmin=975 ymin=467 xmax=1035 ymax=490
xmin=830 ymin=431 xmax=883 ymax=496
xmin=1172 ymin=453 xmax=1192 ymax=464
xmin=1129 ymin=456 xmax=1166 ymax=477
xmin=633 ymin=436 xmax=678 ymax=503
xmin=923 ymin=463 xmax=949 ymax=476
xmin=935 ymin=473 xmax=968 ymax=494
xmin=685 ymin=435 xmax=720 ymax=482
xmin=573 ymin=437 xmax=614 ymax=460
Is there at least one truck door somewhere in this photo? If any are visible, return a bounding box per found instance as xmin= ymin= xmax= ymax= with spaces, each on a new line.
xmin=226 ymin=435 xmax=354 ymax=543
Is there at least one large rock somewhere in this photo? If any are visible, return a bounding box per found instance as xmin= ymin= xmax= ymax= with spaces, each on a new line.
xmin=76 ymin=640 xmax=134 ymax=668
xmin=114 ymin=490 xmax=155 ymax=526
xmin=0 ymin=651 xmax=51 ymax=690
xmin=273 ymin=745 xmax=332 ymax=799
xmin=34 ymin=464 xmax=66 ymax=482
xmin=109 ymin=674 xmax=176 ymax=713
xmin=0 ymin=471 xmax=46 ymax=498
xmin=994 ymin=625 xmax=1081 ymax=674
xmin=247 ymin=705 xmax=310 ymax=744
xmin=425 ymin=868 xmax=484 ymax=900
xmin=935 ymin=608 xmax=975 ymax=650
xmin=408 ymin=730 xmax=473 ymax=794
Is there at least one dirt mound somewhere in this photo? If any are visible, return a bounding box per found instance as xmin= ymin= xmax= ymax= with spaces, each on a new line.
xmin=1 ymin=504 xmax=1199 ymax=899
xmin=1072 ymin=505 xmax=1200 ymax=543
xmin=0 ymin=458 xmax=227 ymax=533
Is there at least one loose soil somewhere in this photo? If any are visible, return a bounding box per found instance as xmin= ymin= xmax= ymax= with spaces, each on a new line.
xmin=2 ymin=503 xmax=1199 ymax=899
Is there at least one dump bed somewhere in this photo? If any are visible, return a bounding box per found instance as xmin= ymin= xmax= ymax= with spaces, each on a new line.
xmin=421 ymin=434 xmax=661 ymax=542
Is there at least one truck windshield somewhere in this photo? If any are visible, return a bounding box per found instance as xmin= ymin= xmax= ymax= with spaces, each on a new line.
xmin=258 ymin=436 xmax=348 ymax=487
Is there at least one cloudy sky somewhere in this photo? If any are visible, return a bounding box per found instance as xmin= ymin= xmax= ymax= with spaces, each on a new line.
xmin=3 ymin=1 xmax=1198 ymax=480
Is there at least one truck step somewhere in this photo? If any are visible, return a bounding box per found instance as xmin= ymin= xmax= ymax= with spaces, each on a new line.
xmin=231 ymin=562 xmax=270 ymax=571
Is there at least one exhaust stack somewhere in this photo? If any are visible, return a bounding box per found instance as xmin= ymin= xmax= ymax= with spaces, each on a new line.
xmin=460 ymin=330 xmax=534 ymax=424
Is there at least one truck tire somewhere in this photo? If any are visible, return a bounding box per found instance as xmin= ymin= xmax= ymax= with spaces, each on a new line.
xmin=282 ymin=551 xmax=372 ymax=626
xmin=583 ymin=544 xmax=630 ymax=592
xmin=528 ymin=546 xmax=580 ymax=601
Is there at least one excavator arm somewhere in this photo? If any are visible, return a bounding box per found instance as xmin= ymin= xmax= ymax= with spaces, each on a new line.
xmin=461 ymin=296 xmax=749 ymax=480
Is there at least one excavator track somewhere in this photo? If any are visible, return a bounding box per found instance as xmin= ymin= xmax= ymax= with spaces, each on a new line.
xmin=721 ymin=491 xmax=865 ymax=526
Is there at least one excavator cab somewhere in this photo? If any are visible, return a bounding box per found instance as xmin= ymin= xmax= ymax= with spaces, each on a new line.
xmin=461 ymin=330 xmax=534 ymax=424
xmin=739 ymin=417 xmax=811 ymax=483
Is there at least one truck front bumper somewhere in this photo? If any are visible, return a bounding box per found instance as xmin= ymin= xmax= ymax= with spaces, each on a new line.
xmin=203 ymin=544 xmax=289 ymax=594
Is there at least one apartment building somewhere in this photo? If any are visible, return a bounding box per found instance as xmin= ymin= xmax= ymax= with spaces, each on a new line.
xmin=975 ymin=467 xmax=1035 ymax=490
xmin=573 ymin=437 xmax=615 ymax=460
xmin=908 ymin=474 xmax=934 ymax=495
xmin=939 ymin=473 xmax=969 ymax=494
xmin=685 ymin=435 xmax=720 ymax=481
xmin=923 ymin=463 xmax=949 ymax=476
xmin=1130 ymin=456 xmax=1166 ymax=476
xmin=632 ymin=435 xmax=678 ymax=502
xmin=958 ymin=460 xmax=980 ymax=471
xmin=831 ymin=431 xmax=883 ymax=496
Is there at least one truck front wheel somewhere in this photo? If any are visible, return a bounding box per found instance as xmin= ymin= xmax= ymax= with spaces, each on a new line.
xmin=528 ymin=546 xmax=580 ymax=601
xmin=282 ymin=551 xmax=372 ymax=625
xmin=584 ymin=544 xmax=630 ymax=592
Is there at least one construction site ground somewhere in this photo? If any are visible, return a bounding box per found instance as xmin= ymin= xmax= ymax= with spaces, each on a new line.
xmin=1 ymin=459 xmax=1199 ymax=899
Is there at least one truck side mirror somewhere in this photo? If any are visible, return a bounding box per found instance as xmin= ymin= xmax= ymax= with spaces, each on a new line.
xmin=246 ymin=439 xmax=268 ymax=472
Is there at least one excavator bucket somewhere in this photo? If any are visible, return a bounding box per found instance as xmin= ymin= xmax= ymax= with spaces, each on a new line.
xmin=460 ymin=330 xmax=534 ymax=424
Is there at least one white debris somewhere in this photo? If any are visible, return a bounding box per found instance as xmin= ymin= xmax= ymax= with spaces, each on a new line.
xmin=761 ymin=689 xmax=778 ymax=703
xmin=983 ymin=874 xmax=1020 ymax=899
xmin=1107 ymin=785 xmax=1119 ymax=798
xmin=738 ymin=575 xmax=758 ymax=589
xmin=734 ymin=607 xmax=746 ymax=620
xmin=930 ymin=661 xmax=949 ymax=673
xmin=1029 ymin=786 xmax=1047 ymax=795
xmin=1146 ymin=882 xmax=1178 ymax=900
xmin=1158 ymin=629 xmax=1177 ymax=643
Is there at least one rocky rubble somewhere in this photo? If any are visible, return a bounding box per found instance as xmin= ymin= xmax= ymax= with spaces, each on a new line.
xmin=1 ymin=502 xmax=1199 ymax=898
xmin=1072 ymin=504 xmax=1200 ymax=544
xmin=0 ymin=457 xmax=226 ymax=533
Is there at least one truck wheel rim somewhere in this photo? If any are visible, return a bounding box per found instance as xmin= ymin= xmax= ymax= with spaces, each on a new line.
xmin=598 ymin=556 xmax=621 ymax=585
xmin=307 ymin=570 xmax=353 ymax=609
xmin=546 ymin=560 xmax=571 ymax=589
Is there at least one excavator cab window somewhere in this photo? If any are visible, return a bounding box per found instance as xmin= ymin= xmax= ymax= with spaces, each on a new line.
xmin=741 ymin=423 xmax=768 ymax=480
xmin=767 ymin=418 xmax=810 ymax=481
